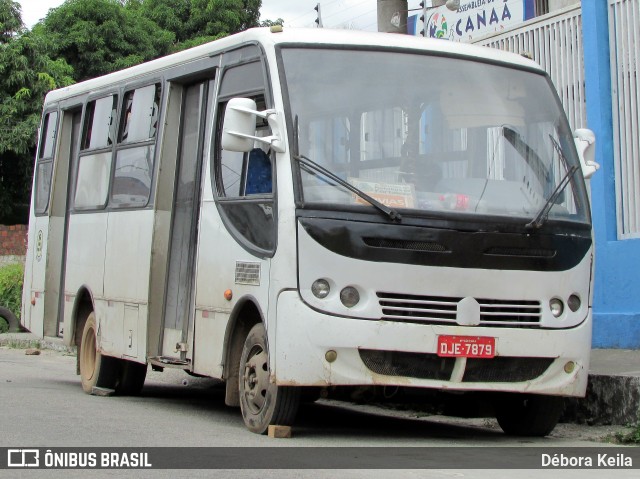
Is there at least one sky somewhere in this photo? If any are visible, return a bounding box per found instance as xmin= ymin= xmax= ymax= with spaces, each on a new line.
xmin=18 ymin=0 xmax=427 ymax=31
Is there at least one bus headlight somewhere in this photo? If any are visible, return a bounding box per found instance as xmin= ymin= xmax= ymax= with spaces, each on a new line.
xmin=550 ymin=298 xmax=564 ymax=318
xmin=340 ymin=287 xmax=360 ymax=308
xmin=568 ymin=294 xmax=581 ymax=312
xmin=311 ymin=279 xmax=331 ymax=299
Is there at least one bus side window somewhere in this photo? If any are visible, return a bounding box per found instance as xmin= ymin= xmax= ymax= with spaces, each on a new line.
xmin=74 ymin=95 xmax=117 ymax=210
xmin=245 ymin=146 xmax=272 ymax=195
xmin=34 ymin=111 xmax=59 ymax=215
xmin=214 ymin=60 xmax=276 ymax=255
xmin=110 ymin=83 xmax=161 ymax=208
xmin=217 ymin=95 xmax=272 ymax=198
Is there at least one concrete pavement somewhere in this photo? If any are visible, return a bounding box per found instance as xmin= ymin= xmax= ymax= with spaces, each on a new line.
xmin=1 ymin=331 xmax=639 ymax=426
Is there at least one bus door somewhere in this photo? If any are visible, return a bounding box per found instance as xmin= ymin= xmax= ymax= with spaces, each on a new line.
xmin=52 ymin=108 xmax=82 ymax=337
xmin=25 ymin=107 xmax=81 ymax=338
xmin=23 ymin=110 xmax=58 ymax=335
xmin=159 ymin=80 xmax=210 ymax=363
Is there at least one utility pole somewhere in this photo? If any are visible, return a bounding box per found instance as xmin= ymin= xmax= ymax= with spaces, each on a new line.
xmin=315 ymin=3 xmax=323 ymax=28
xmin=377 ymin=0 xmax=408 ymax=34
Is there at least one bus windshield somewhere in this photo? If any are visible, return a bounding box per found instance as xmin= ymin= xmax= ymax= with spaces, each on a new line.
xmin=281 ymin=47 xmax=590 ymax=225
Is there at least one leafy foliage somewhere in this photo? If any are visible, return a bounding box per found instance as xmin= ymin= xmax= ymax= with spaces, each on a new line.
xmin=613 ymin=424 xmax=640 ymax=444
xmin=1 ymin=0 xmax=270 ymax=221
xmin=260 ymin=18 xmax=284 ymax=27
xmin=0 ymin=0 xmax=21 ymax=42
xmin=0 ymin=1 xmax=74 ymax=222
xmin=0 ymin=262 xmax=24 ymax=321
xmin=130 ymin=0 xmax=262 ymax=52
xmin=36 ymin=1 xmax=266 ymax=81
xmin=35 ymin=0 xmax=175 ymax=82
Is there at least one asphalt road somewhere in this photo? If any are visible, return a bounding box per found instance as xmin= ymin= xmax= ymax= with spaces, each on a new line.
xmin=0 ymin=347 xmax=637 ymax=478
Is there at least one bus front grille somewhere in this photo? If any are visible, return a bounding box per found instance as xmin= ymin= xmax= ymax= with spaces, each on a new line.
xmin=377 ymin=293 xmax=542 ymax=328
xmin=359 ymin=349 xmax=553 ymax=383
xmin=462 ymin=357 xmax=554 ymax=382
xmin=359 ymin=349 xmax=455 ymax=381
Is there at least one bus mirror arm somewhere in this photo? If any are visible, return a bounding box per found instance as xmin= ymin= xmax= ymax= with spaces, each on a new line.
xmin=222 ymin=98 xmax=285 ymax=153
xmin=573 ymin=128 xmax=598 ymax=179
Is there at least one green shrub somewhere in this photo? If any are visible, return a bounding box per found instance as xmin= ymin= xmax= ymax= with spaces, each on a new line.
xmin=0 ymin=317 xmax=8 ymax=334
xmin=611 ymin=423 xmax=640 ymax=444
xmin=0 ymin=263 xmax=24 ymax=322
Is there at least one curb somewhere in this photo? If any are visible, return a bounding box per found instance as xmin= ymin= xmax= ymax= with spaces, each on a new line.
xmin=563 ymin=374 xmax=640 ymax=426
xmin=0 ymin=333 xmax=76 ymax=354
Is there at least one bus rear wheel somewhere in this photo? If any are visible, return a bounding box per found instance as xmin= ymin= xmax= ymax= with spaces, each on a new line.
xmin=495 ymin=393 xmax=564 ymax=437
xmin=239 ymin=323 xmax=300 ymax=434
xmin=79 ymin=312 xmax=118 ymax=393
xmin=115 ymin=359 xmax=147 ymax=396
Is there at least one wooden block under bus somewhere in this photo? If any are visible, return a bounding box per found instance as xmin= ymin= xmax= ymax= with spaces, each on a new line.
xmin=268 ymin=425 xmax=292 ymax=438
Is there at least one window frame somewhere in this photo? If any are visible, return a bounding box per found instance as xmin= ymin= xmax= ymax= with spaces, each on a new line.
xmin=215 ymin=94 xmax=274 ymax=200
xmin=109 ymin=82 xmax=162 ymax=210
xmin=212 ymin=49 xmax=278 ymax=258
xmin=73 ymin=92 xmax=119 ymax=212
xmin=34 ymin=109 xmax=59 ymax=216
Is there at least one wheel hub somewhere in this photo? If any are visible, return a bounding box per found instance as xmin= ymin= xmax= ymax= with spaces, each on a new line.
xmin=243 ymin=347 xmax=269 ymax=413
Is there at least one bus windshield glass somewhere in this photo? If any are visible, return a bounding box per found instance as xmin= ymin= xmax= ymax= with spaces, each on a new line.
xmin=281 ymin=47 xmax=589 ymax=224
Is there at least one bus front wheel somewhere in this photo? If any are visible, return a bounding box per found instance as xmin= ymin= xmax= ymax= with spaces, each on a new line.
xmin=79 ymin=312 xmax=118 ymax=394
xmin=239 ymin=323 xmax=300 ymax=434
xmin=495 ymin=393 xmax=564 ymax=437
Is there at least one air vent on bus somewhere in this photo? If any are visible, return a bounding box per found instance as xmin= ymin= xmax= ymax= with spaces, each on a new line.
xmin=377 ymin=292 xmax=542 ymax=328
xmin=462 ymin=357 xmax=553 ymax=382
xmin=484 ymin=247 xmax=556 ymax=258
xmin=363 ymin=238 xmax=448 ymax=253
xmin=378 ymin=293 xmax=460 ymax=324
xmin=359 ymin=349 xmax=455 ymax=381
xmin=358 ymin=350 xmax=552 ymax=383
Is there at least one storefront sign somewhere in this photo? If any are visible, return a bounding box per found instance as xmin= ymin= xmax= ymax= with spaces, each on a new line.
xmin=424 ymin=0 xmax=535 ymax=42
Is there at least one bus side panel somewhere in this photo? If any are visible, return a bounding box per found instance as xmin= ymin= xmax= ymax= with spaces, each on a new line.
xmin=191 ymin=200 xmax=272 ymax=377
xmin=64 ymin=212 xmax=108 ymax=323
xmin=21 ymin=211 xmax=35 ymax=332
xmin=23 ymin=215 xmax=49 ymax=336
xmin=44 ymin=215 xmax=65 ymax=336
xmin=102 ymin=210 xmax=153 ymax=361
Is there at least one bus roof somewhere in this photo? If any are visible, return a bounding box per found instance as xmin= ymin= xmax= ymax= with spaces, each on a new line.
xmin=44 ymin=27 xmax=543 ymax=104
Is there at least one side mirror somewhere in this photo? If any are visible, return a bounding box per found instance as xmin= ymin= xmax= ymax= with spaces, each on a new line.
xmin=574 ymin=128 xmax=599 ymax=179
xmin=221 ymin=97 xmax=285 ymax=153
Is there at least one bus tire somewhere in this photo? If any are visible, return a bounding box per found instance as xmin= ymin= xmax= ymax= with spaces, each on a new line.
xmin=0 ymin=306 xmax=25 ymax=332
xmin=239 ymin=323 xmax=300 ymax=434
xmin=79 ymin=312 xmax=118 ymax=394
xmin=495 ymin=393 xmax=564 ymax=437
xmin=115 ymin=359 xmax=147 ymax=396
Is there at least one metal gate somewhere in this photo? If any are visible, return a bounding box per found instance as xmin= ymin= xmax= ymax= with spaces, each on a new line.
xmin=610 ymin=0 xmax=640 ymax=239
xmin=472 ymin=5 xmax=586 ymax=131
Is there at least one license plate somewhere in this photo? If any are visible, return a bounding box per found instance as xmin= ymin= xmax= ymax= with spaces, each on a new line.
xmin=437 ymin=335 xmax=496 ymax=358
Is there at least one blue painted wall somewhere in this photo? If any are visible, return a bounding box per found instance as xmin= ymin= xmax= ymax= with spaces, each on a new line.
xmin=582 ymin=2 xmax=640 ymax=349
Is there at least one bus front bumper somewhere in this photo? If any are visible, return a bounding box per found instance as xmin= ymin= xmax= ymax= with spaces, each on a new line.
xmin=273 ymin=291 xmax=591 ymax=397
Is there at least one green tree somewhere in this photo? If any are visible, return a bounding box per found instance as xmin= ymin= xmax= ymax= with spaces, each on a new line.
xmin=36 ymin=0 xmax=174 ymax=82
xmin=0 ymin=0 xmax=74 ymax=223
xmin=130 ymin=0 xmax=263 ymax=52
xmin=0 ymin=0 xmax=21 ymax=42
xmin=260 ymin=18 xmax=284 ymax=27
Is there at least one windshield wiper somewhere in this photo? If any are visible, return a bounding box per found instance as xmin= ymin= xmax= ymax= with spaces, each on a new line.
xmin=526 ymin=136 xmax=578 ymax=229
xmin=294 ymin=154 xmax=402 ymax=222
xmin=503 ymin=127 xmax=550 ymax=185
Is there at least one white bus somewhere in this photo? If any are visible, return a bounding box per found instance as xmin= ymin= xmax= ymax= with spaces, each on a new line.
xmin=22 ymin=27 xmax=598 ymax=436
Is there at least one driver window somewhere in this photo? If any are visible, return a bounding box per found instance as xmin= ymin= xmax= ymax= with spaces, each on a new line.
xmin=217 ymin=95 xmax=272 ymax=198
xmin=214 ymin=59 xmax=276 ymax=255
